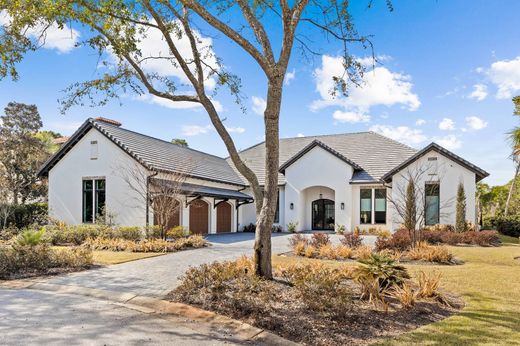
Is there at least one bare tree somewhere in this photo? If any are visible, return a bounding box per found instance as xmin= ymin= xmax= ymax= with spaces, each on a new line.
xmin=0 ymin=1 xmax=390 ymax=278
xmin=387 ymin=162 xmax=454 ymax=246
xmin=116 ymin=160 xmax=192 ymax=239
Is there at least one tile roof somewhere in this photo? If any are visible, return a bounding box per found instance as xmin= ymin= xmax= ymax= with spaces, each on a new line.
xmin=230 ymin=131 xmax=418 ymax=185
xmin=38 ymin=119 xmax=246 ymax=186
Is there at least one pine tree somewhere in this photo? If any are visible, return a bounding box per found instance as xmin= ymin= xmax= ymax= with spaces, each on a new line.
xmin=456 ymin=182 xmax=467 ymax=232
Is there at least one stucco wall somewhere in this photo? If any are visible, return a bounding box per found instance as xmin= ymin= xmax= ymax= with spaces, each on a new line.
xmin=390 ymin=149 xmax=477 ymax=230
xmin=48 ymin=128 xmax=148 ymax=226
xmin=284 ymin=146 xmax=353 ymax=232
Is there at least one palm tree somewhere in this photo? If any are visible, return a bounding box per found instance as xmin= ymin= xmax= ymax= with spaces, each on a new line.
xmin=505 ymin=96 xmax=520 ymax=216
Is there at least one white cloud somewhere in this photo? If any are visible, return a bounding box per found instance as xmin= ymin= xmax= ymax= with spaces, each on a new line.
xmin=182 ymin=125 xmax=212 ymax=136
xmin=487 ymin=56 xmax=520 ymax=99
xmin=284 ymin=69 xmax=296 ymax=85
xmin=106 ymin=19 xmax=218 ymax=91
xmin=439 ymin=117 xmax=456 ymax=131
xmin=465 ymin=116 xmax=488 ymax=130
xmin=225 ymin=126 xmax=245 ymax=134
xmin=251 ymin=96 xmax=266 ymax=115
xmin=468 ymin=83 xmax=488 ymax=101
xmin=434 ymin=135 xmax=462 ymax=150
xmin=415 ymin=118 xmax=426 ymax=126
xmin=136 ymin=94 xmax=223 ymax=112
xmin=332 ymin=110 xmax=370 ymax=123
xmin=296 ymin=133 xmax=305 ymax=137
xmin=0 ymin=10 xmax=79 ymax=53
xmin=311 ymin=55 xmax=420 ymax=120
xmin=369 ymin=124 xmax=427 ymax=147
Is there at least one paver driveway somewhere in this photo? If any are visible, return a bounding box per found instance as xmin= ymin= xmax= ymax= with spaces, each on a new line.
xmin=41 ymin=232 xmax=294 ymax=298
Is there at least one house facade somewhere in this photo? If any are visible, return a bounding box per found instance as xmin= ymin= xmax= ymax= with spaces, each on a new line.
xmin=39 ymin=118 xmax=489 ymax=234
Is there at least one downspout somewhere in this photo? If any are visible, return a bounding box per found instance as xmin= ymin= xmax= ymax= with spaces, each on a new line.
xmin=146 ymin=170 xmax=159 ymax=227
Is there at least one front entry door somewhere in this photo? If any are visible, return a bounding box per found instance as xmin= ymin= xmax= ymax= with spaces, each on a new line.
xmin=312 ymin=199 xmax=335 ymax=230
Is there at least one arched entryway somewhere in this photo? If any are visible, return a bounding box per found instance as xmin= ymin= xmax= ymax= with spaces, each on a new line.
xmin=153 ymin=197 xmax=181 ymax=231
xmin=312 ymin=199 xmax=335 ymax=230
xmin=216 ymin=201 xmax=232 ymax=233
xmin=189 ymin=199 xmax=209 ymax=235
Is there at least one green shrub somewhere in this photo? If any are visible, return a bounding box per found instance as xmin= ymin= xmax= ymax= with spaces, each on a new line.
xmin=166 ymin=226 xmax=188 ymax=239
xmin=144 ymin=225 xmax=162 ymax=239
xmin=44 ymin=224 xmax=105 ymax=245
xmin=113 ymin=226 xmax=142 ymax=241
xmin=491 ymin=216 xmax=520 ymax=238
xmin=286 ymin=221 xmax=298 ymax=233
xmin=15 ymin=228 xmax=46 ymax=247
xmin=84 ymin=235 xmax=208 ymax=252
xmin=242 ymin=223 xmax=256 ymax=232
xmin=0 ymin=203 xmax=48 ymax=229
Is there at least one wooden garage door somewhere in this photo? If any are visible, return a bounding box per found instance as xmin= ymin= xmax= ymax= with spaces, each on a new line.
xmin=189 ymin=199 xmax=209 ymax=235
xmin=154 ymin=197 xmax=180 ymax=231
xmin=216 ymin=202 xmax=232 ymax=233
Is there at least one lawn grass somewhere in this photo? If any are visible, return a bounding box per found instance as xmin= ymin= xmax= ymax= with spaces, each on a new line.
xmin=92 ymin=250 xmax=165 ymax=265
xmin=498 ymin=233 xmax=519 ymax=244
xmin=274 ymin=244 xmax=520 ymax=346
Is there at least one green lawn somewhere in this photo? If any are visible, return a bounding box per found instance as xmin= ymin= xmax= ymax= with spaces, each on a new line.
xmin=274 ymin=244 xmax=520 ymax=346
xmin=498 ymin=234 xmax=519 ymax=245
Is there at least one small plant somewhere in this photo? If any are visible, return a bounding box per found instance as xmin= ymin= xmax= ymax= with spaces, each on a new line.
xmin=15 ymin=228 xmax=45 ymax=247
xmin=341 ymin=231 xmax=362 ymax=248
xmin=287 ymin=221 xmax=298 ymax=233
xmin=310 ymin=233 xmax=330 ymax=248
xmin=335 ymin=224 xmax=346 ymax=235
xmin=352 ymin=245 xmax=373 ymax=260
xmin=289 ymin=233 xmax=308 ymax=247
xmin=271 ymin=225 xmax=283 ymax=233
xmin=407 ymin=242 xmax=454 ymax=264
xmin=390 ymin=282 xmax=417 ymax=309
xmin=242 ymin=223 xmax=256 ymax=232
xmin=354 ymin=254 xmax=410 ymax=299
xmin=319 ymin=244 xmax=336 ymax=259
xmin=335 ymin=245 xmax=353 ymax=259
xmin=416 ymin=270 xmax=442 ymax=298
xmin=293 ymin=242 xmax=307 ymax=256
xmin=166 ymin=226 xmax=188 ymax=239
xmin=304 ymin=245 xmax=316 ymax=258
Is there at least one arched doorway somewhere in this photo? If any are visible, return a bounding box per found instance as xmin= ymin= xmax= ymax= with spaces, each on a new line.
xmin=189 ymin=199 xmax=209 ymax=235
xmin=216 ymin=201 xmax=232 ymax=233
xmin=312 ymin=199 xmax=335 ymax=230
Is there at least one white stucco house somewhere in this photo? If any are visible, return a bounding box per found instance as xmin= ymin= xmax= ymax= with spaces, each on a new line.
xmin=38 ymin=117 xmax=489 ymax=234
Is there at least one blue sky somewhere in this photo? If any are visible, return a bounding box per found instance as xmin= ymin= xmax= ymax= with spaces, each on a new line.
xmin=1 ymin=0 xmax=519 ymax=185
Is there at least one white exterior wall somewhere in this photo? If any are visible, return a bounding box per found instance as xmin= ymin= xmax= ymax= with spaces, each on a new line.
xmin=283 ymin=146 xmax=353 ymax=232
xmin=48 ymin=128 xmax=148 ymax=226
xmin=48 ymin=128 xmax=242 ymax=232
xmin=390 ymin=150 xmax=477 ymax=230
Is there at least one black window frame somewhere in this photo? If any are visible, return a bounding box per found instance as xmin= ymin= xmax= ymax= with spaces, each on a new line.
xmin=374 ymin=189 xmax=387 ymax=224
xmin=274 ymin=191 xmax=280 ymax=223
xmin=360 ymin=189 xmax=372 ymax=224
xmin=82 ymin=178 xmax=106 ymax=223
xmin=425 ymin=183 xmax=440 ymax=225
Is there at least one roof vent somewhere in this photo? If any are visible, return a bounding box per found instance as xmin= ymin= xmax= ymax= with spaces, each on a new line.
xmin=94 ymin=117 xmax=122 ymax=127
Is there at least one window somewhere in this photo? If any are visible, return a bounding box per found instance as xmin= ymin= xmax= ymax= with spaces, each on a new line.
xmin=360 ymin=189 xmax=372 ymax=224
xmin=83 ymin=178 xmax=105 ymax=223
xmin=274 ymin=192 xmax=280 ymax=223
xmin=425 ymin=183 xmax=440 ymax=225
xmin=374 ymin=189 xmax=386 ymax=224
xmin=90 ymin=141 xmax=98 ymax=160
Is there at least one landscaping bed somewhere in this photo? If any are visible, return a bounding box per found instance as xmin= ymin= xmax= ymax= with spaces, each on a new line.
xmin=168 ymin=256 xmax=462 ymax=346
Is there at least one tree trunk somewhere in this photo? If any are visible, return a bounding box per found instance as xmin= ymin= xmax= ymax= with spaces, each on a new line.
xmin=505 ymin=162 xmax=520 ymax=216
xmin=254 ymin=75 xmax=282 ymax=279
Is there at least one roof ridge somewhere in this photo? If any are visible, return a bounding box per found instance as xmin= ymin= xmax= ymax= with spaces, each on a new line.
xmin=367 ymin=130 xmax=418 ymax=152
xmin=92 ymin=119 xmax=230 ymax=161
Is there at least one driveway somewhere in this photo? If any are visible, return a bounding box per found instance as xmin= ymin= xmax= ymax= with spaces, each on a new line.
xmin=39 ymin=232 xmax=376 ymax=298
xmin=0 ymin=288 xmax=243 ymax=346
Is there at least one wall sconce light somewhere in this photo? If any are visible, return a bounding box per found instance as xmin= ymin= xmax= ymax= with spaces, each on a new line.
xmin=290 ymin=203 xmax=294 ymax=210
xmin=319 ymin=193 xmax=323 ymax=199
xmin=341 ymin=202 xmax=345 ymax=210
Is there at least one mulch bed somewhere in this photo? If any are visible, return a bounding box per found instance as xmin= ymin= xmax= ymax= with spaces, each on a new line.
xmin=167 ymin=277 xmax=463 ymax=345
xmin=0 ymin=265 xmax=97 ymax=281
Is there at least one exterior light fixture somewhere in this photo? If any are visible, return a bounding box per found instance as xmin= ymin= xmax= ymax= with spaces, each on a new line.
xmin=290 ymin=203 xmax=294 ymax=210
xmin=341 ymin=202 xmax=345 ymax=210
xmin=319 ymin=193 xmax=323 ymax=199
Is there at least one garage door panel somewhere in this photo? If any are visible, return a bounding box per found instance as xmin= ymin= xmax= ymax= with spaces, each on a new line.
xmin=189 ymin=199 xmax=209 ymax=235
xmin=216 ymin=202 xmax=232 ymax=233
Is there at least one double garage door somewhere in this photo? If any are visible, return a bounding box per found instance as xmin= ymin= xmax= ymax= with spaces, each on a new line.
xmin=158 ymin=199 xmax=232 ymax=235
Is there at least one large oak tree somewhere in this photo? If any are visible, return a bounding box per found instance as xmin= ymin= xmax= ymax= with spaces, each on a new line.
xmin=0 ymin=0 xmax=387 ymax=278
